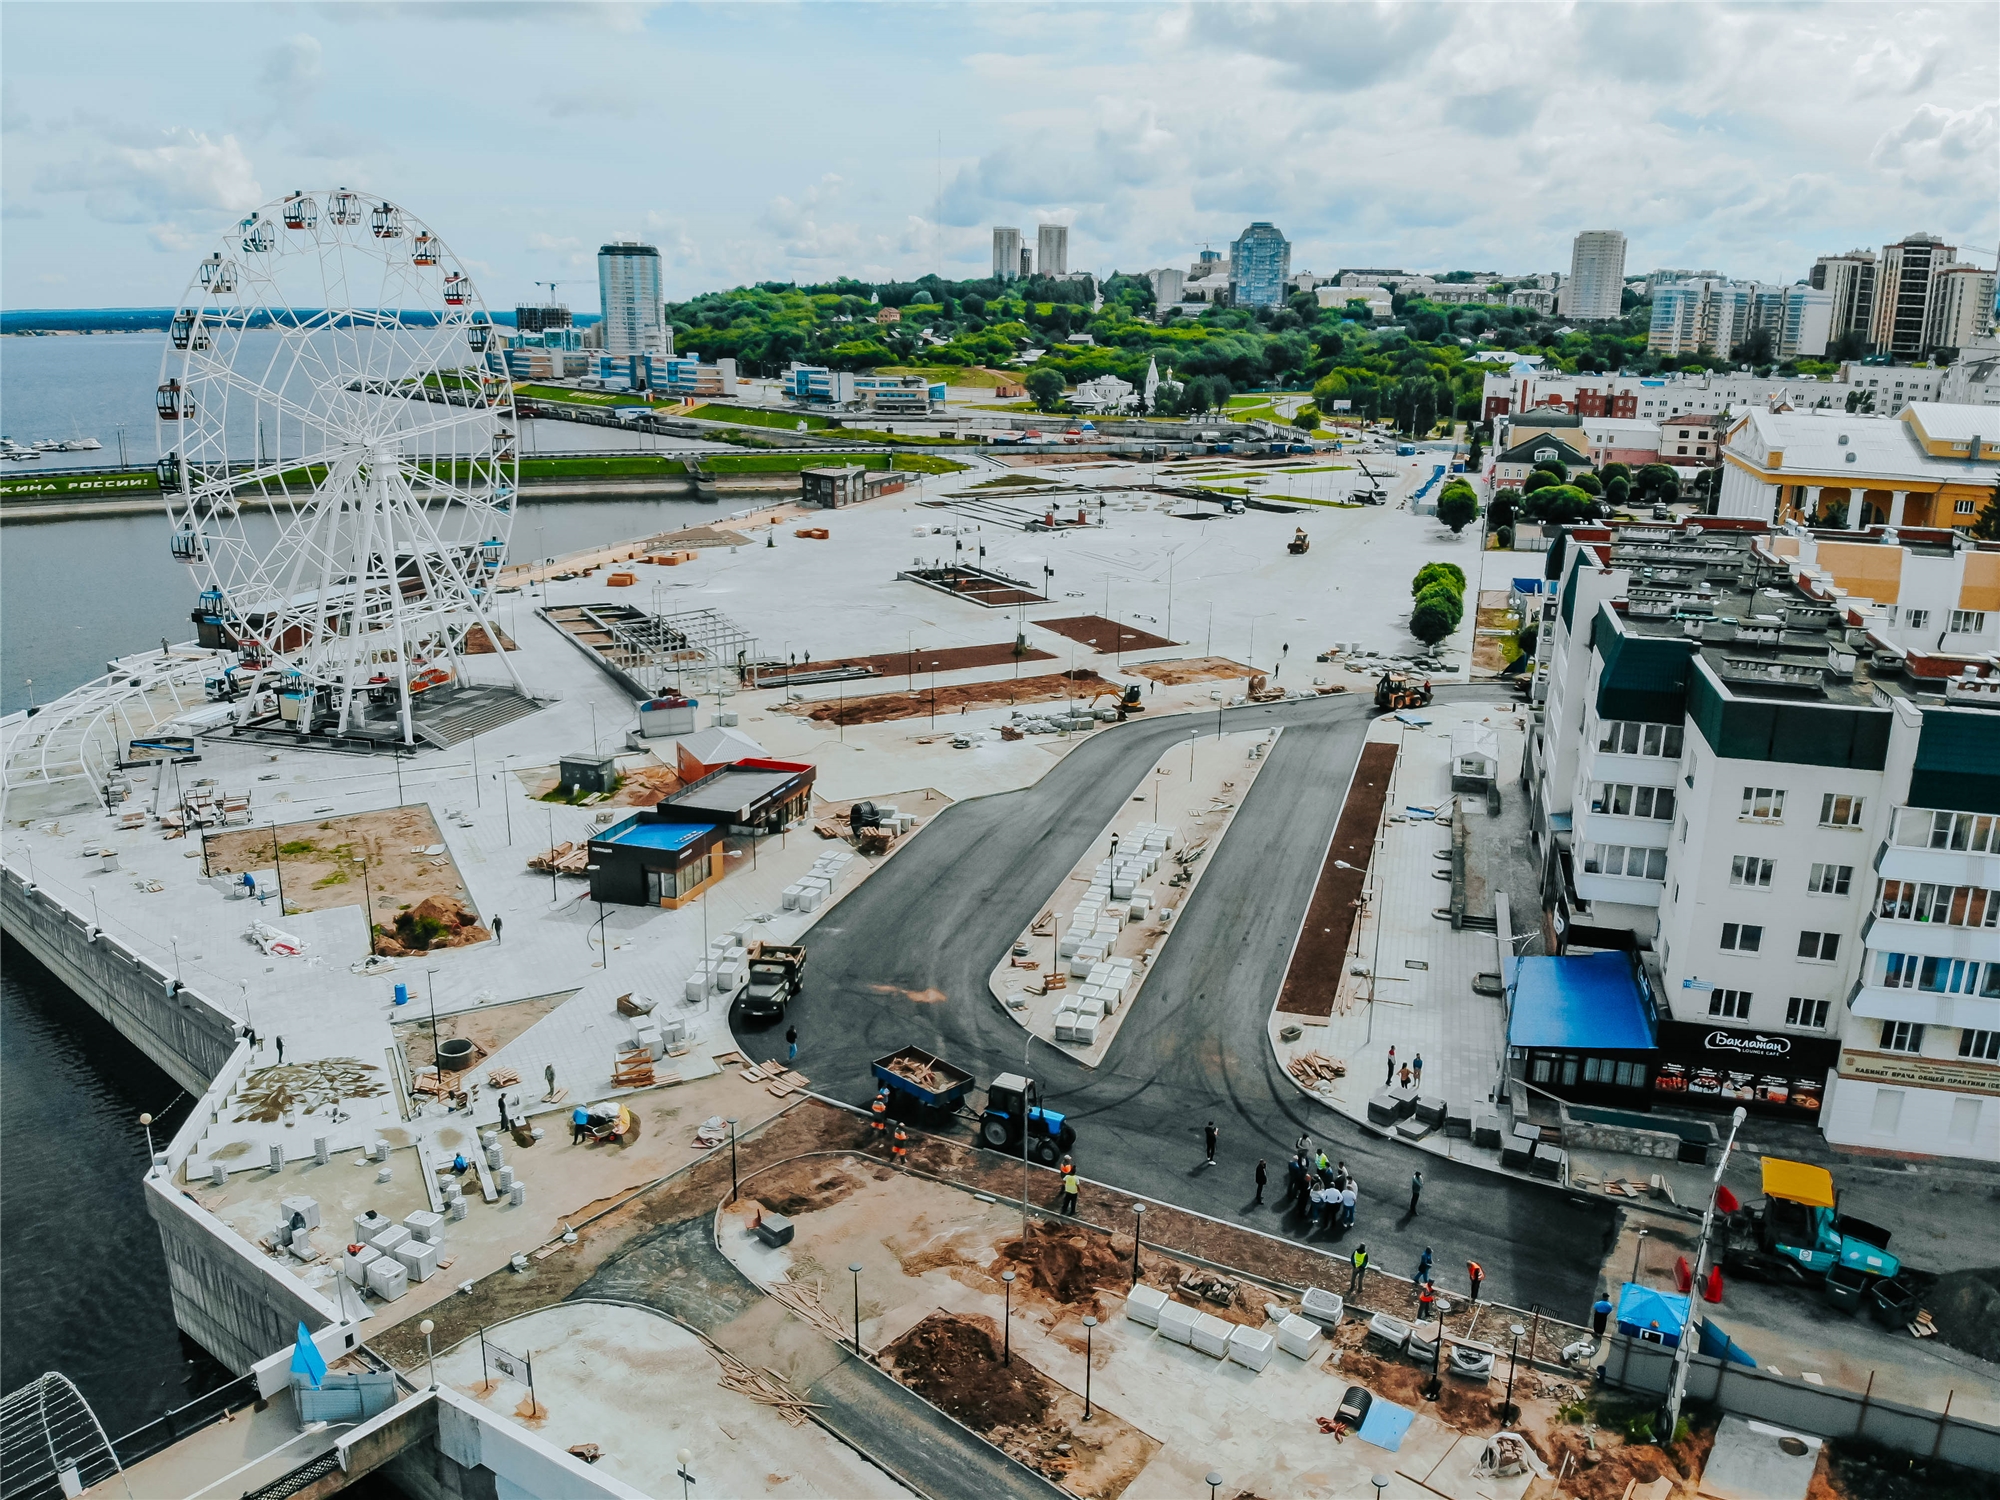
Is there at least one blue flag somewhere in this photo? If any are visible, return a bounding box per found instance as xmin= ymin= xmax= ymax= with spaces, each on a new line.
xmin=291 ymin=1322 xmax=327 ymax=1389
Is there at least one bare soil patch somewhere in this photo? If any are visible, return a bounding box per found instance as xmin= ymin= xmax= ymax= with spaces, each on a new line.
xmin=880 ymin=1311 xmax=1159 ymax=1499
xmin=1126 ymin=656 xmax=1253 ymax=686
xmin=806 ymin=669 xmax=1104 ymax=726
xmin=461 ymin=624 xmax=518 ymax=653
xmin=204 ymin=806 xmax=475 ymax=929
xmin=1277 ymin=740 xmax=1397 ymax=1018
xmin=393 ymin=990 xmax=573 ymax=1079
xmin=818 ymin=641 xmax=1057 ymax=680
xmin=1033 ymin=615 xmax=1178 ymax=653
xmin=641 ymin=524 xmax=754 ymax=550
xmin=742 ymin=1153 xmax=887 ymax=1217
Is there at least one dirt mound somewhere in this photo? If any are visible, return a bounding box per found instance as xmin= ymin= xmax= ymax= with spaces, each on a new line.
xmin=374 ymin=894 xmax=489 ymax=955
xmin=995 ymin=1223 xmax=1128 ymax=1308
xmin=1331 ymin=1344 xmax=1497 ymax=1431
xmin=1127 ymin=656 xmax=1252 ymax=685
xmin=882 ymin=1312 xmax=1049 ymax=1430
xmin=805 ymin=669 xmax=1105 ymax=726
xmin=1928 ymin=1266 xmax=2000 ymax=1363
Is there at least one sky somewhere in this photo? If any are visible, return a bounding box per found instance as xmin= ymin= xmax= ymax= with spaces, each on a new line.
xmin=2 ymin=1 xmax=1995 ymax=311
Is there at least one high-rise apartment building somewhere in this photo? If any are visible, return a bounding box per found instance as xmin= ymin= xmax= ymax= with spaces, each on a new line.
xmin=1564 ymin=230 xmax=1628 ymax=321
xmin=1147 ymin=267 xmax=1185 ymax=307
xmin=992 ymin=226 xmax=1022 ymax=281
xmin=1926 ymin=265 xmax=1997 ymax=354
xmin=1871 ymin=233 xmax=1956 ymax=358
xmin=1777 ymin=284 xmax=1833 ymax=360
xmin=597 ymin=240 xmax=667 ymax=357
xmin=1810 ymin=251 xmax=1877 ymax=348
xmin=1228 ymin=222 xmax=1292 ymax=308
xmin=1647 ymin=279 xmax=1753 ymax=358
xmin=1036 ymin=224 xmax=1069 ymax=278
xmin=514 ymin=302 xmax=572 ymax=334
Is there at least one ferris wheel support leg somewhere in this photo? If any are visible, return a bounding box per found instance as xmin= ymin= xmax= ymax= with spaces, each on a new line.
xmin=461 ymin=581 xmax=529 ymax=698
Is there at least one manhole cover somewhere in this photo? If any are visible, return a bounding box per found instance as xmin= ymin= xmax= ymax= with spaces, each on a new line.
xmin=1778 ymin=1436 xmax=1809 ymax=1457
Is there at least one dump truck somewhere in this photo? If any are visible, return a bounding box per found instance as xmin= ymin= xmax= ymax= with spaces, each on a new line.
xmin=1375 ymin=671 xmax=1434 ymax=712
xmin=740 ymin=942 xmax=806 ymax=1020
xmin=1721 ymin=1157 xmax=1898 ymax=1286
xmin=870 ymin=1048 xmax=1077 ymax=1163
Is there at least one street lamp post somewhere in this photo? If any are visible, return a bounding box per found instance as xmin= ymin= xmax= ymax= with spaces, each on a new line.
xmin=1189 ymin=728 xmax=1198 ymax=779
xmin=1662 ymin=1106 xmax=1747 ymax=1439
xmin=1206 ymin=1473 xmax=1223 ymax=1500
xmin=1081 ymin=1315 xmax=1097 ymax=1419
xmin=1631 ymin=1227 xmax=1649 ymax=1284
xmin=421 ymin=1318 xmax=437 ymax=1391
xmin=584 ymin=865 xmax=607 ymax=968
xmin=140 ymin=1113 xmax=157 ymax=1174
xmin=1502 ymin=1321 xmax=1527 ymax=1424
xmin=727 ymin=1117 xmax=739 ymax=1202
xmin=848 ymin=1263 xmax=864 ymax=1356
xmin=426 ymin=967 xmax=442 ymax=1076
xmin=1129 ymin=1203 xmax=1145 ymax=1283
xmin=1001 ymin=1270 xmax=1015 ymax=1365
xmin=676 ymin=1448 xmax=696 ymax=1500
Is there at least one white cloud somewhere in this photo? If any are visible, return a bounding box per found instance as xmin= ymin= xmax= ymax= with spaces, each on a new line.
xmin=1870 ymin=101 xmax=2000 ymax=192
xmin=527 ymin=232 xmax=581 ymax=252
xmin=43 ymin=128 xmax=262 ymax=224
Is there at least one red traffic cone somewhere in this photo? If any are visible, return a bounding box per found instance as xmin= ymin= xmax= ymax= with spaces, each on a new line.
xmin=1673 ymin=1255 xmax=1693 ymax=1293
xmin=1703 ymin=1265 xmax=1724 ymax=1304
xmin=1716 ymin=1184 xmax=1741 ymax=1214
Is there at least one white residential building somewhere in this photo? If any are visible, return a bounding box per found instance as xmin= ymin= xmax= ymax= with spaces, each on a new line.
xmin=1566 ymin=230 xmax=1629 ymax=322
xmin=992 ymin=226 xmax=1022 ymax=281
xmin=596 ymin=240 xmax=667 ymax=357
xmin=1147 ymin=267 xmax=1185 ymax=307
xmin=1927 ymin=265 xmax=1997 ymax=354
xmin=1526 ymin=523 xmax=2000 ymax=1158
xmin=1037 ymin=224 xmax=1069 ymax=278
xmin=1939 ymin=339 xmax=2000 ymax=407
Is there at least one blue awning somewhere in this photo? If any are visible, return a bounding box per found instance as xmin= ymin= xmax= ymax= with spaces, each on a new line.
xmin=1616 ymin=1281 xmax=1688 ymax=1344
xmin=1508 ymin=951 xmax=1656 ymax=1051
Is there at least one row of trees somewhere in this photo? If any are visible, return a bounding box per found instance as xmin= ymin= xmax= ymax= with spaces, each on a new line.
xmin=1410 ymin=561 xmax=1466 ymax=646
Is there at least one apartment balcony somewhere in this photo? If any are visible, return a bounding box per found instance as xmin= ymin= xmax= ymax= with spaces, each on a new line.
xmin=1848 ymin=983 xmax=2000 ymax=1032
xmin=1876 ymin=841 xmax=2000 ymax=889
xmin=1860 ymin=914 xmax=1998 ymax=962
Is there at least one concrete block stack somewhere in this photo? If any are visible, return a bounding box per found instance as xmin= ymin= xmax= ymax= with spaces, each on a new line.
xmin=783 ymin=846 xmax=854 ymax=912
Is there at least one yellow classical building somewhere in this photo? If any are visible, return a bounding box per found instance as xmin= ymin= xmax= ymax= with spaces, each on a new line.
xmin=1718 ymin=402 xmax=1999 ymax=530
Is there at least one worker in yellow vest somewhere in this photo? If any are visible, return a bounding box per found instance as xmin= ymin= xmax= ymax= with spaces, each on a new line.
xmin=1060 ymin=1168 xmax=1080 ymax=1216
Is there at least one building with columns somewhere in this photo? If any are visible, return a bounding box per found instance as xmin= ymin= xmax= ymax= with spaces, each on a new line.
xmin=1717 ymin=403 xmax=2000 ymax=532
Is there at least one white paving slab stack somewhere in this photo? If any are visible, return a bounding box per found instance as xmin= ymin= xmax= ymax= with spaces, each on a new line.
xmin=1191 ymin=1311 xmax=1234 ymax=1358
xmin=1228 ymin=1324 xmax=1277 ymax=1371
xmin=1125 ymin=1284 xmax=1169 ymax=1327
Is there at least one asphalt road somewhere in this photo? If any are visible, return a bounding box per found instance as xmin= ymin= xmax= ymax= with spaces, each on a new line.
xmin=733 ymin=692 xmax=1618 ymax=1317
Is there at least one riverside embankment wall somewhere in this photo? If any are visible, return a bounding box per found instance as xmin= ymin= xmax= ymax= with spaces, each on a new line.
xmin=2 ymin=866 xmax=340 ymax=1373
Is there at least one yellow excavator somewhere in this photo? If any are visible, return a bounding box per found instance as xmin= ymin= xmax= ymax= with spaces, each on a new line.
xmin=1089 ymin=683 xmax=1145 ymax=718
xmin=1375 ymin=671 xmax=1434 ymax=712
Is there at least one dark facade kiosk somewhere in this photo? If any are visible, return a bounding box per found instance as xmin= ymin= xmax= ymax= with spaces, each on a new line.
xmin=588 ymin=758 xmax=814 ymax=909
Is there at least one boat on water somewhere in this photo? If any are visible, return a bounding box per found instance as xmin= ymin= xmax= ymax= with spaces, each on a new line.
xmin=0 ymin=438 xmax=43 ymax=461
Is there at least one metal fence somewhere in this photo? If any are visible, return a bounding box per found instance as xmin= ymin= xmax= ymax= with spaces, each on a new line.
xmin=1602 ymin=1333 xmax=2000 ymax=1474
xmin=107 ymin=1373 xmax=258 ymax=1470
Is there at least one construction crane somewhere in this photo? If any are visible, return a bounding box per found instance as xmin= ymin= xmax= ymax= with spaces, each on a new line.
xmin=1353 ymin=457 xmax=1390 ymax=506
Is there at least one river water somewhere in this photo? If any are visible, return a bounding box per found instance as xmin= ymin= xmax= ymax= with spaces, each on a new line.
xmin=0 ymin=333 xmax=746 ymax=1431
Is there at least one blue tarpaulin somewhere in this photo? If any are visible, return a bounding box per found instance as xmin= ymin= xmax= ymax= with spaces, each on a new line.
xmin=1507 ymin=952 xmax=1656 ymax=1051
xmin=1357 ymin=1399 xmax=1417 ymax=1451
xmin=1698 ymin=1318 xmax=1757 ymax=1367
xmin=290 ymin=1321 xmax=327 ymax=1389
xmin=1616 ymin=1281 xmax=1688 ymax=1346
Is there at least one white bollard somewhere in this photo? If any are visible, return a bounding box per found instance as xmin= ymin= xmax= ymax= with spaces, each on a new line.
xmin=314 ymin=1136 xmax=330 ymax=1166
xmin=211 ymin=1162 xmax=228 ymax=1188
xmin=268 ymin=1144 xmax=284 ymax=1174
xmin=509 ymin=1182 xmax=526 ymax=1208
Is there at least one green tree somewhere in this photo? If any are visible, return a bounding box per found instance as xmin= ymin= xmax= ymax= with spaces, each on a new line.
xmin=1412 ymin=581 xmax=1465 ymax=641
xmin=1604 ymin=475 xmax=1631 ymax=509
xmin=1465 ymin=429 xmax=1483 ymax=471
xmin=1521 ymin=470 xmax=1558 ymax=495
xmin=1970 ymin=482 xmax=2000 ymax=541
xmin=1572 ymin=472 xmax=1603 ymax=496
xmin=1635 ymin=464 xmax=1681 ymax=502
xmin=1024 ymin=367 xmax=1067 ymax=411
xmin=1436 ymin=483 xmax=1481 ymax=534
xmin=1293 ymin=406 xmax=1320 ymax=432
xmin=1522 ymin=484 xmax=1596 ymax=524
xmin=1488 ymin=488 xmax=1521 ymax=530
xmin=1531 ymin=457 xmax=1570 ymax=483
xmin=1412 ymin=561 xmax=1467 ymax=596
xmin=1598 ymin=461 xmax=1631 ymax=486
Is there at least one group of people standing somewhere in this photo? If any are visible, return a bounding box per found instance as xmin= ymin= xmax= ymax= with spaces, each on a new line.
xmin=1286 ymin=1137 xmax=1361 ymax=1229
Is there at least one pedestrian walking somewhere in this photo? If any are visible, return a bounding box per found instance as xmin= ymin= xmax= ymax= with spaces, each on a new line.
xmin=1341 ymin=1181 xmax=1358 ymax=1227
xmin=544 ymin=1063 xmax=557 ymax=1099
xmin=1060 ymin=1167 xmax=1080 ymax=1216
xmin=785 ymin=1024 xmax=799 ymax=1063
xmin=1409 ymin=1170 xmax=1423 ymax=1215
xmin=1348 ymin=1244 xmax=1369 ymax=1295
xmin=891 ymin=1125 xmax=908 ymax=1165
xmin=1203 ymin=1121 xmax=1218 ymax=1165
xmin=276 ymin=1036 xmax=285 ymax=1065
xmin=1254 ymin=1158 xmax=1268 ymax=1205
xmin=571 ymin=1106 xmax=589 ymax=1144
xmin=1467 ymin=1260 xmax=1485 ymax=1306
xmin=1417 ymin=1282 xmax=1436 ymax=1326
xmin=1296 ymin=1132 xmax=1312 ymax=1161
xmin=1591 ymin=1295 xmax=1613 ymax=1338
xmin=1416 ymin=1246 xmax=1434 ymax=1287
xmin=498 ymin=1094 xmax=512 ymax=1132
xmin=1411 ymin=1052 xmax=1423 ymax=1085
xmin=1399 ymin=1063 xmax=1413 ymax=1089
xmin=493 ymin=915 xmax=503 ymax=944
xmin=870 ymin=1088 xmax=889 ymax=1143
xmin=1384 ymin=1046 xmax=1397 ymax=1086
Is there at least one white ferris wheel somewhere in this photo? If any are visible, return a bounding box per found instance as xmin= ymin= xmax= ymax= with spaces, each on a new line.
xmin=156 ymin=189 xmax=522 ymax=745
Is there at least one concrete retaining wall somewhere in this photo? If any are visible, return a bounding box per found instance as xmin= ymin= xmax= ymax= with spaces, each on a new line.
xmin=1604 ymin=1333 xmax=2000 ymax=1473
xmin=1562 ymin=1120 xmax=1685 ymax=1160
xmin=1 ymin=867 xmax=239 ymax=1093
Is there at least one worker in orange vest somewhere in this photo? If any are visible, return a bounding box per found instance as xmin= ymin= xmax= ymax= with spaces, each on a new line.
xmin=870 ymin=1089 xmax=889 ymax=1142
xmin=1467 ymin=1260 xmax=1485 ymax=1306
xmin=891 ymin=1125 xmax=909 ymax=1165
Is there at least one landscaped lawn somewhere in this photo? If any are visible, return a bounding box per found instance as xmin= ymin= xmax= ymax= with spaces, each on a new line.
xmin=687 ymin=403 xmax=830 ymax=430
xmin=509 ymin=383 xmax=649 ymax=407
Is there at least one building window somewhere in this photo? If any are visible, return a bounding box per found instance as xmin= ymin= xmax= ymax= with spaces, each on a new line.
xmin=1958 ymin=499 xmax=1978 ymax=516
xmin=1949 ymin=610 xmax=1986 ymax=634
xmin=1797 ymin=930 xmax=1840 ymax=962
xmin=1921 ymin=810 xmax=2000 ymax=854
xmin=1740 ymin=787 xmax=1785 ymax=821
xmin=1585 ymin=844 xmax=1669 ymax=880
xmin=1905 ymin=609 xmax=1931 ymax=630
xmin=1591 ymin=783 xmax=1676 ymax=819
xmin=1879 ymin=1020 xmax=1924 ymax=1054
xmin=1720 ymin=922 xmax=1763 ymax=952
xmin=1786 ymin=996 xmax=1831 ymax=1029
xmin=1597 ymin=721 xmax=1684 ymax=758
xmin=1875 ymin=879 xmax=2000 ymax=928
xmin=1961 ymin=1028 xmax=2000 ymax=1061
xmin=1820 ymin=793 xmax=1865 ymax=827
xmin=1730 ymin=855 xmax=1774 ymax=888
xmin=1709 ymin=988 xmax=1752 ymax=1019
xmin=1870 ymin=1089 xmax=1904 ymax=1135
xmin=1807 ymin=863 xmax=1852 ymax=896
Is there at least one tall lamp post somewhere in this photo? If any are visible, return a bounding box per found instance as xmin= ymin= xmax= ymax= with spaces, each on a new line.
xmin=1502 ymin=1321 xmax=1526 ymax=1424
xmin=139 ymin=1112 xmax=157 ymax=1175
xmin=1662 ymin=1106 xmax=1747 ymax=1439
xmin=1001 ymin=1271 xmax=1015 ymax=1365
xmin=848 ymin=1263 xmax=865 ymax=1357
xmin=1129 ymin=1202 xmax=1145 ymax=1283
xmin=420 ymin=1318 xmax=437 ymax=1391
xmin=726 ymin=1117 xmax=740 ymax=1202
xmin=1080 ymin=1315 xmax=1097 ymax=1420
